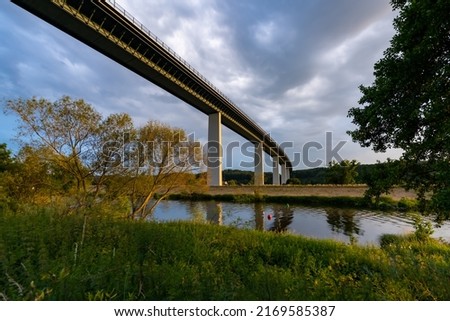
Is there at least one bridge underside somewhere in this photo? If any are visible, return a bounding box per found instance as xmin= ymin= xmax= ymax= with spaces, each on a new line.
xmin=12 ymin=0 xmax=292 ymax=185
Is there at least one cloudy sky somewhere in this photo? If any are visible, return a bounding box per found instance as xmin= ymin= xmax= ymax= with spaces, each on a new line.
xmin=0 ymin=0 xmax=403 ymax=169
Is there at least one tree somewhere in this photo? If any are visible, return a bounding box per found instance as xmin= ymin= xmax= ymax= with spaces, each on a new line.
xmin=4 ymin=96 xmax=102 ymax=199
xmin=122 ymin=121 xmax=201 ymax=220
xmin=286 ymin=178 xmax=301 ymax=185
xmin=0 ymin=143 xmax=14 ymax=173
xmin=4 ymin=145 xmax=69 ymax=204
xmin=93 ymin=112 xmax=136 ymax=198
xmin=347 ymin=0 xmax=450 ymax=220
xmin=326 ymin=160 xmax=360 ymax=185
xmin=0 ymin=143 xmax=17 ymax=209
xmin=0 ymin=144 xmax=68 ymax=206
xmin=3 ymin=97 xmax=201 ymax=218
xmin=362 ymin=159 xmax=403 ymax=203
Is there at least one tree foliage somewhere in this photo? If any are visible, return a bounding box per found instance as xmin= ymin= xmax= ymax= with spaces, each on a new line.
xmin=0 ymin=143 xmax=13 ymax=173
xmin=122 ymin=121 xmax=201 ymax=219
xmin=347 ymin=0 xmax=450 ymax=220
xmin=223 ymin=169 xmax=253 ymax=185
xmin=286 ymin=178 xmax=301 ymax=185
xmin=4 ymin=96 xmax=102 ymax=196
xmin=326 ymin=160 xmax=360 ymax=185
xmin=2 ymin=96 xmax=202 ymax=218
xmin=362 ymin=159 xmax=403 ymax=203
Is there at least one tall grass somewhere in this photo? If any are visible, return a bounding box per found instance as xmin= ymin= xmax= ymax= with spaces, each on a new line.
xmin=0 ymin=206 xmax=449 ymax=300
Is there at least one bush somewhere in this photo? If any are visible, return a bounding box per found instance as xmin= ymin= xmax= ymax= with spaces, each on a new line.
xmin=411 ymin=214 xmax=434 ymax=242
xmin=397 ymin=197 xmax=418 ymax=212
xmin=286 ymin=178 xmax=301 ymax=185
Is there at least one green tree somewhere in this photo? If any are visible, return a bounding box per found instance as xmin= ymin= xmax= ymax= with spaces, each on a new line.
xmin=326 ymin=160 xmax=360 ymax=185
xmin=286 ymin=178 xmax=301 ymax=185
xmin=362 ymin=159 xmax=403 ymax=203
xmin=347 ymin=0 xmax=450 ymax=220
xmin=4 ymin=145 xmax=70 ymax=204
xmin=0 ymin=143 xmax=16 ymax=209
xmin=222 ymin=169 xmax=253 ymax=185
xmin=0 ymin=143 xmax=14 ymax=173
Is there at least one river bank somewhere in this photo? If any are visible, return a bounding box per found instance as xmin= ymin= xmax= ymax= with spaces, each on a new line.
xmin=1 ymin=207 xmax=449 ymax=300
xmin=205 ymin=185 xmax=416 ymax=200
xmin=168 ymin=187 xmax=418 ymax=212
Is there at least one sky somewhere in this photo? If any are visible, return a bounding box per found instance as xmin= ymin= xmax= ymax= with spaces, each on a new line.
xmin=0 ymin=0 xmax=403 ymax=170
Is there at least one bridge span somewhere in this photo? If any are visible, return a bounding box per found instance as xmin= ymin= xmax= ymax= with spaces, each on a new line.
xmin=12 ymin=0 xmax=292 ymax=185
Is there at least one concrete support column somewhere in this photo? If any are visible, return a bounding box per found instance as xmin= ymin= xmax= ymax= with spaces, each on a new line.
xmin=272 ymin=156 xmax=280 ymax=185
xmin=207 ymin=113 xmax=222 ymax=186
xmin=281 ymin=163 xmax=287 ymax=185
xmin=254 ymin=141 xmax=264 ymax=186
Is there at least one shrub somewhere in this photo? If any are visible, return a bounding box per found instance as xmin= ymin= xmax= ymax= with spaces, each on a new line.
xmin=286 ymin=178 xmax=301 ymax=185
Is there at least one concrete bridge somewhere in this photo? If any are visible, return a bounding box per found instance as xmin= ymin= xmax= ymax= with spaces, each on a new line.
xmin=12 ymin=0 xmax=292 ymax=186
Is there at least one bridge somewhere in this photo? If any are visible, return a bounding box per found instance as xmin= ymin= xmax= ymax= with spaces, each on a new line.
xmin=12 ymin=0 xmax=292 ymax=186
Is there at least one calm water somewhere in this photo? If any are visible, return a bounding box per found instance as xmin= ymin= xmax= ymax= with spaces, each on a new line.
xmin=150 ymin=200 xmax=450 ymax=245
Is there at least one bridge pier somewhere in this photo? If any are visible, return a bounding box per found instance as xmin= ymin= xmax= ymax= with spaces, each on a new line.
xmin=281 ymin=163 xmax=288 ymax=184
xmin=272 ymin=156 xmax=280 ymax=185
xmin=207 ymin=113 xmax=222 ymax=186
xmin=254 ymin=141 xmax=264 ymax=186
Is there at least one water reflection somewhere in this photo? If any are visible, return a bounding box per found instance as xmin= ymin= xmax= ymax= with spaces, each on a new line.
xmin=268 ymin=205 xmax=294 ymax=233
xmin=206 ymin=201 xmax=223 ymax=225
xmin=188 ymin=201 xmax=207 ymax=223
xmin=150 ymin=200 xmax=450 ymax=245
xmin=325 ymin=208 xmax=362 ymax=243
xmin=254 ymin=203 xmax=265 ymax=231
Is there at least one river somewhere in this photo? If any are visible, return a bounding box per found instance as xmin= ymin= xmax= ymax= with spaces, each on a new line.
xmin=150 ymin=200 xmax=450 ymax=245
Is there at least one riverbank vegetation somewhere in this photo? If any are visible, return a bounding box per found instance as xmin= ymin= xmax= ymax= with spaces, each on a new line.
xmin=1 ymin=97 xmax=204 ymax=220
xmin=168 ymin=193 xmax=418 ymax=212
xmin=1 ymin=207 xmax=449 ymax=301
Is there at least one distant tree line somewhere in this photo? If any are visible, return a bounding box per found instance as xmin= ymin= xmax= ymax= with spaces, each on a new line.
xmin=223 ymin=161 xmax=387 ymax=186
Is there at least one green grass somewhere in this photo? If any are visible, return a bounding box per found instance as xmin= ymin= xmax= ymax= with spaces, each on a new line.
xmin=1 ymin=207 xmax=449 ymax=300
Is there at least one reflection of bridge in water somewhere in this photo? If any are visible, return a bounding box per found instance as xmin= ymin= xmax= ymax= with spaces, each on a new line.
xmin=152 ymin=200 xmax=450 ymax=244
xmin=12 ymin=0 xmax=292 ymax=186
xmin=203 ymin=202 xmax=294 ymax=233
xmin=203 ymin=202 xmax=363 ymax=240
